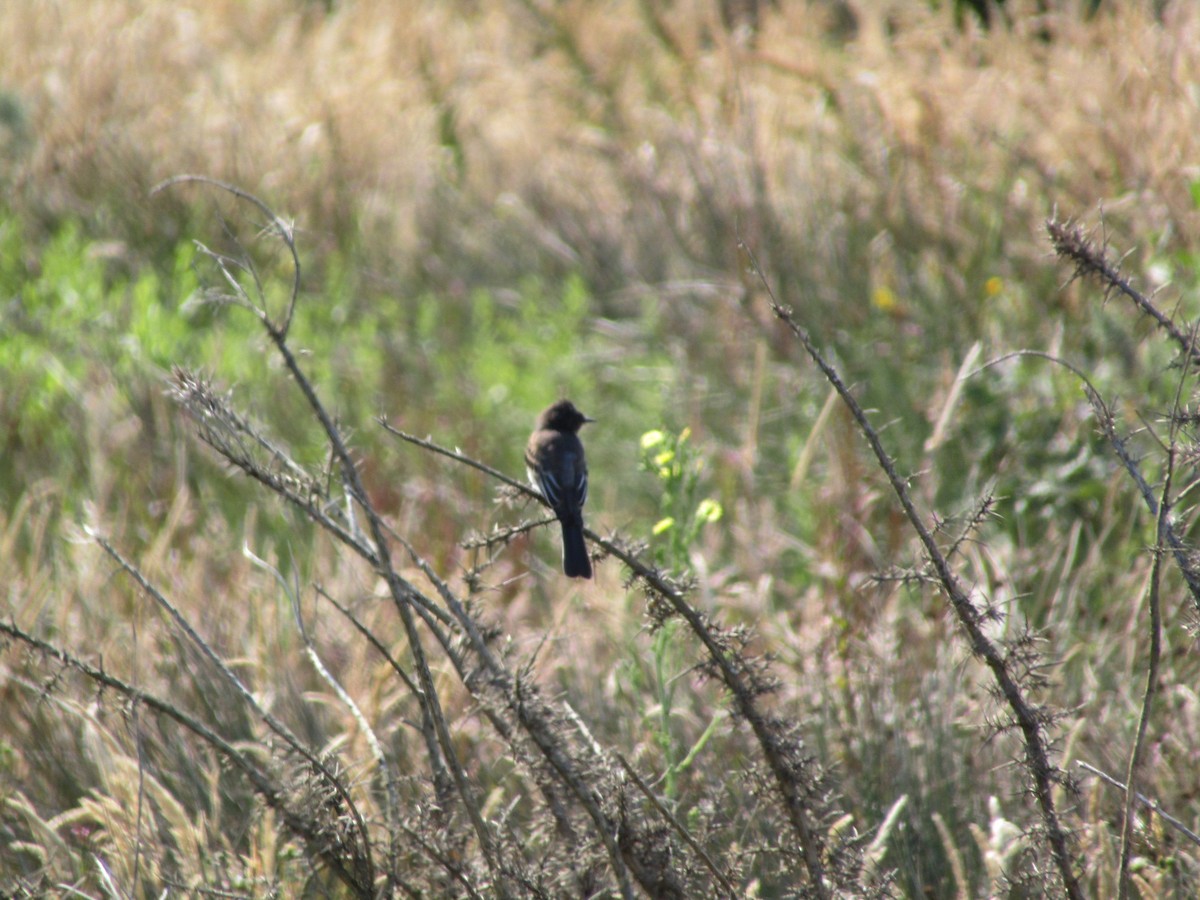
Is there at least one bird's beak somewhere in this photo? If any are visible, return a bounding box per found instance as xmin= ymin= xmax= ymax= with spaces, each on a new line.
xmin=583 ymin=414 xmax=596 ymax=423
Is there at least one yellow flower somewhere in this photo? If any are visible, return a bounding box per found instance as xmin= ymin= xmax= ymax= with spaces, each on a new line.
xmin=985 ymin=276 xmax=1004 ymax=297
xmin=696 ymin=498 xmax=723 ymax=523
xmin=871 ymin=285 xmax=897 ymax=313
xmin=640 ymin=429 xmax=665 ymax=450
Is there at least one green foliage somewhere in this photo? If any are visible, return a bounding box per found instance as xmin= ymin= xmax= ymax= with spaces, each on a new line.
xmin=638 ymin=427 xmax=723 ymax=572
xmin=633 ymin=426 xmax=725 ymax=801
xmin=1146 ymin=178 xmax=1200 ymax=313
xmin=413 ymin=274 xmax=597 ymax=422
xmin=0 ymin=217 xmax=193 ymax=511
xmin=0 ymin=205 xmax=630 ymax=494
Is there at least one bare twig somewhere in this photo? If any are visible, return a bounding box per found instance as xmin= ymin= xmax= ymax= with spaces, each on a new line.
xmin=1118 ymin=326 xmax=1193 ymax=897
xmin=1048 ymin=216 xmax=1199 ymax=363
xmin=746 ymin=246 xmax=1084 ymax=898
xmin=1078 ymin=761 xmax=1200 ymax=848
xmin=156 ymin=177 xmax=507 ymax=893
xmin=398 ymin=421 xmax=845 ymax=895
xmin=1117 ymin=448 xmax=1169 ymax=898
xmin=152 ymin=175 xmax=300 ymax=337
xmin=1046 ymin=222 xmax=1200 ymax=614
xmin=92 ymin=532 xmax=377 ymax=888
xmin=0 ymin=618 xmax=374 ymax=896
xmin=976 ymin=347 xmax=1200 ymax=605
xmin=563 ymin=702 xmax=740 ymax=898
xmin=249 ymin=547 xmax=407 ymax=897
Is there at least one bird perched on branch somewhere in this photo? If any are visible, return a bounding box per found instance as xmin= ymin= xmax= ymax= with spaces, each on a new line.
xmin=525 ymin=400 xmax=594 ymax=579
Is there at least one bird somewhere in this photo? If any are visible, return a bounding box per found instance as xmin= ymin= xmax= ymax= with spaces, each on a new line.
xmin=525 ymin=400 xmax=594 ymax=579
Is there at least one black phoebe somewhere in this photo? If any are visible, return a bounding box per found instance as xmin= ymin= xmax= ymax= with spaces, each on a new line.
xmin=525 ymin=400 xmax=594 ymax=579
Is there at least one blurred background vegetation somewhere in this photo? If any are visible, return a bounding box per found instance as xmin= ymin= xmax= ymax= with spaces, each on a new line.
xmin=3 ymin=0 xmax=1200 ymax=895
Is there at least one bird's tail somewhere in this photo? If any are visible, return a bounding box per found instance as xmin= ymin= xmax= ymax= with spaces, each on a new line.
xmin=559 ymin=520 xmax=592 ymax=579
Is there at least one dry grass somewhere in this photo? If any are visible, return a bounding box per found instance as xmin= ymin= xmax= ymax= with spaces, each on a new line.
xmin=3 ymin=1 xmax=1200 ymax=289
xmin=3 ymin=0 xmax=1200 ymax=896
